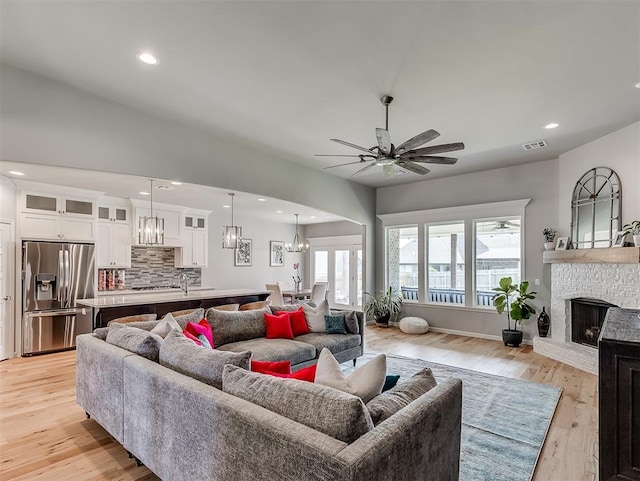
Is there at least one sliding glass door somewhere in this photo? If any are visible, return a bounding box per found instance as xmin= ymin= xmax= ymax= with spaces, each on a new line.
xmin=310 ymin=237 xmax=362 ymax=309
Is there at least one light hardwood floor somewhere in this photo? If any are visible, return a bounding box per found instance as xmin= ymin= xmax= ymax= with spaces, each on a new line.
xmin=0 ymin=326 xmax=598 ymax=481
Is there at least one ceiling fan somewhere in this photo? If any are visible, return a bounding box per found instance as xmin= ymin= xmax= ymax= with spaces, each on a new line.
xmin=316 ymin=95 xmax=465 ymax=177
xmin=492 ymin=220 xmax=520 ymax=231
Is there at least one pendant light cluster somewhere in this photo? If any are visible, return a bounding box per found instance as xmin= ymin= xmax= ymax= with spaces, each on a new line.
xmin=138 ymin=179 xmax=165 ymax=245
xmin=286 ymin=214 xmax=309 ymax=253
xmin=222 ymin=193 xmax=242 ymax=249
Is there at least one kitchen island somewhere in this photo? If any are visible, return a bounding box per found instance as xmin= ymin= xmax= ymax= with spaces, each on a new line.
xmin=78 ymin=289 xmax=271 ymax=328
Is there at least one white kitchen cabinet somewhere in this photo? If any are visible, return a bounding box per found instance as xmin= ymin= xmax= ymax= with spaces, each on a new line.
xmin=97 ymin=222 xmax=131 ymax=268
xmin=21 ymin=192 xmax=95 ymax=218
xmin=20 ymin=212 xmax=95 ymax=241
xmin=134 ymin=208 xmax=181 ymax=245
xmin=184 ymin=215 xmax=206 ymax=230
xmin=98 ymin=205 xmax=129 ymax=223
xmin=176 ymin=229 xmax=207 ymax=267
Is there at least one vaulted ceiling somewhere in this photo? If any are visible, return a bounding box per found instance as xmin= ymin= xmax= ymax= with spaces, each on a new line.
xmin=1 ymin=1 xmax=639 ymax=187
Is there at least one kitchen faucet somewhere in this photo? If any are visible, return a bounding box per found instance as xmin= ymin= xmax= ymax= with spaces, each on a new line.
xmin=179 ymin=272 xmax=190 ymax=295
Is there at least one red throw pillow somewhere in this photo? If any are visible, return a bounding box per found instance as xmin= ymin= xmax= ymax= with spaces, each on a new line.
xmin=183 ymin=329 xmax=203 ymax=346
xmin=264 ymin=313 xmax=294 ymax=340
xmin=276 ymin=307 xmax=309 ymax=337
xmin=184 ymin=319 xmax=214 ymax=348
xmin=251 ymin=359 xmax=291 ymax=375
xmin=261 ymin=364 xmax=317 ymax=382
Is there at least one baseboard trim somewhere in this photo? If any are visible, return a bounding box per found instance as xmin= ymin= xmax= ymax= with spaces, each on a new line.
xmin=427 ymin=326 xmax=533 ymax=346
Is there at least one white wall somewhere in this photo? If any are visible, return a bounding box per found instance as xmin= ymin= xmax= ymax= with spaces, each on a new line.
xmin=0 ymin=176 xmax=17 ymax=221
xmin=558 ymin=121 xmax=640 ymax=234
xmin=376 ymin=159 xmax=559 ymax=341
xmin=201 ymin=213 xmax=305 ymax=291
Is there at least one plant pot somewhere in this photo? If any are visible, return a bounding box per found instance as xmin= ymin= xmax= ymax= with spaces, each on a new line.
xmin=544 ymin=242 xmax=555 ymax=251
xmin=375 ymin=313 xmax=390 ymax=328
xmin=502 ymin=329 xmax=523 ymax=347
xmin=633 ymin=234 xmax=640 ymax=247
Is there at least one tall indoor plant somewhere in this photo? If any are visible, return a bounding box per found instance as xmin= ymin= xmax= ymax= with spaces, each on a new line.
xmin=364 ymin=287 xmax=403 ymax=328
xmin=493 ymin=277 xmax=537 ymax=347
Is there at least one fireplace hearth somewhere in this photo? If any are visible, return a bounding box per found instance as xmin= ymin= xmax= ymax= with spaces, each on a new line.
xmin=570 ymin=297 xmax=617 ymax=348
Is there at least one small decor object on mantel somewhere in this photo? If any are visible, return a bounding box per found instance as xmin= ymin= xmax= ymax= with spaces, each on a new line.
xmin=492 ymin=277 xmax=537 ymax=347
xmin=542 ymin=228 xmax=557 ymax=251
xmin=555 ymin=236 xmax=569 ymax=250
xmin=364 ymin=287 xmax=403 ymax=328
xmin=537 ymin=306 xmax=550 ymax=338
xmin=234 ymin=238 xmax=252 ymax=266
xmin=621 ymin=220 xmax=640 ymax=247
xmin=612 ymin=231 xmax=626 ymax=248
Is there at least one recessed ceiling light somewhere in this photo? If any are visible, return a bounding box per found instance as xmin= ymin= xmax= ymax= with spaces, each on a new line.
xmin=222 ymin=205 xmax=230 ymax=208
xmin=8 ymin=170 xmax=25 ymax=176
xmin=544 ymin=123 xmax=559 ymax=129
xmin=139 ymin=191 xmax=150 ymax=195
xmin=137 ymin=52 xmax=159 ymax=65
xmin=170 ymin=181 xmax=182 ymax=186
xmin=257 ymin=198 xmax=266 ymax=202
xmin=276 ymin=210 xmax=283 ymax=214
xmin=635 ymin=82 xmax=640 ymax=89
xmin=310 ymin=216 xmax=316 ymax=219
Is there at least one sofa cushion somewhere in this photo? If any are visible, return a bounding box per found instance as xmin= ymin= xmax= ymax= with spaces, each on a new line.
xmin=365 ymin=368 xmax=437 ymax=425
xmin=264 ymin=313 xmax=294 ymax=339
xmin=324 ymin=314 xmax=347 ymax=334
xmin=206 ymin=307 xmax=270 ymax=347
xmin=173 ymin=308 xmax=205 ymax=329
xmin=222 ymin=365 xmax=373 ymax=444
xmin=293 ymin=332 xmax=361 ymax=355
xmin=216 ymin=338 xmax=316 ymax=365
xmin=315 ymin=348 xmax=386 ymax=404
xmin=150 ymin=312 xmax=182 ymax=338
xmin=93 ymin=327 xmax=110 ymax=341
xmin=302 ymin=300 xmax=331 ymax=332
xmin=159 ymin=329 xmax=251 ymax=389
xmin=343 ymin=311 xmax=360 ymax=334
xmin=106 ymin=324 xmax=163 ymax=362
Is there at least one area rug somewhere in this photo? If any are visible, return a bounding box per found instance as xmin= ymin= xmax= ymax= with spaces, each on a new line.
xmin=342 ymin=353 xmax=562 ymax=481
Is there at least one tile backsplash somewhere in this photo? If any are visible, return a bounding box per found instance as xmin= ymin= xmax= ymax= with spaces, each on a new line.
xmin=98 ymin=246 xmax=201 ymax=290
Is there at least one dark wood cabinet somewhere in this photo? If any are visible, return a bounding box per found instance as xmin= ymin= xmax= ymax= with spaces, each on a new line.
xmin=599 ymin=308 xmax=640 ymax=481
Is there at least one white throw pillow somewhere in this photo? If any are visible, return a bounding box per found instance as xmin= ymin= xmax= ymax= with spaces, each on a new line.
xmin=151 ymin=312 xmax=182 ymax=338
xmin=314 ymin=348 xmax=386 ymax=403
xmin=302 ymin=300 xmax=331 ymax=333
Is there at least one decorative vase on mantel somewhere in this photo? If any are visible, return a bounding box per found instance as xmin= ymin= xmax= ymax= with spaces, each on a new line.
xmin=537 ymin=306 xmax=550 ymax=338
xmin=634 ymin=234 xmax=640 ymax=247
xmin=544 ymin=242 xmax=555 ymax=251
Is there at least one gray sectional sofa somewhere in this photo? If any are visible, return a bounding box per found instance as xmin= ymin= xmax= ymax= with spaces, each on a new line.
xmin=77 ymin=306 xmax=463 ymax=481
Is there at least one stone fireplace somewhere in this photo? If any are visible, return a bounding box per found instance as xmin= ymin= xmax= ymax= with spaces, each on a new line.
xmin=533 ymin=251 xmax=640 ymax=375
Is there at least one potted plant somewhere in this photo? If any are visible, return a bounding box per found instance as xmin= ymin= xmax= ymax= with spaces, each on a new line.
xmin=492 ymin=277 xmax=537 ymax=347
xmin=542 ymin=228 xmax=557 ymax=251
xmin=621 ymin=220 xmax=640 ymax=247
xmin=364 ymin=287 xmax=403 ymax=328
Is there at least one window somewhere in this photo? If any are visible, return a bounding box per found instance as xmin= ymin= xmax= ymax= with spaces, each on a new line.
xmin=427 ymin=223 xmax=465 ymax=304
xmin=380 ymin=199 xmax=529 ymax=309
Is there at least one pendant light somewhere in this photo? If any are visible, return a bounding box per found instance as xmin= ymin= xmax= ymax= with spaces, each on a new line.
xmin=222 ymin=193 xmax=242 ymax=249
xmin=138 ymin=179 xmax=165 ymax=245
xmin=286 ymin=214 xmax=309 ymax=253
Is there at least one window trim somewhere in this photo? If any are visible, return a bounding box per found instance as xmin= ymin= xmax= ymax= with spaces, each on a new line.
xmin=380 ymin=199 xmax=530 ymax=310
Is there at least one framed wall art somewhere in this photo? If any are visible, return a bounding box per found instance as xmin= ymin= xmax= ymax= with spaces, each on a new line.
xmin=270 ymin=241 xmax=285 ymax=267
xmin=235 ymin=238 xmax=252 ymax=266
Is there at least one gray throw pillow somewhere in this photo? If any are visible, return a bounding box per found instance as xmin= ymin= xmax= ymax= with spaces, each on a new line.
xmin=343 ymin=311 xmax=360 ymax=334
xmin=93 ymin=327 xmax=109 ymax=341
xmin=365 ymin=368 xmax=437 ymax=425
xmin=205 ymin=307 xmax=270 ymax=347
xmin=160 ymin=329 xmax=251 ymax=389
xmin=151 ymin=312 xmax=183 ymax=338
xmin=172 ymin=308 xmax=205 ymax=329
xmin=106 ymin=325 xmax=163 ymax=362
xmin=222 ymin=365 xmax=374 ymax=444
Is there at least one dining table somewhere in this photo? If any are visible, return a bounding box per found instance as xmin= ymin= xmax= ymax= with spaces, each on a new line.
xmin=282 ymin=288 xmax=313 ymax=303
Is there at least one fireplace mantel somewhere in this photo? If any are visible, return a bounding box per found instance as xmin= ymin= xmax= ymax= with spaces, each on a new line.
xmin=543 ymin=247 xmax=640 ymax=264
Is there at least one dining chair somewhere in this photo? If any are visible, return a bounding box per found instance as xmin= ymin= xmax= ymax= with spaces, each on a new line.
xmin=277 ymin=281 xmax=293 ymax=292
xmin=265 ymin=283 xmax=285 ymax=306
xmin=310 ymin=282 xmax=329 ymax=304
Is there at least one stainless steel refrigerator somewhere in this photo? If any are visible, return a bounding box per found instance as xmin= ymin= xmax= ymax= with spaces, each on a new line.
xmin=22 ymin=241 xmax=95 ymax=356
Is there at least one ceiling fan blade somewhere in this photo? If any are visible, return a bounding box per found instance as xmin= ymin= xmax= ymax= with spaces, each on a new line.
xmin=330 ymin=138 xmax=374 ymax=154
xmin=404 ymin=156 xmax=458 ymax=165
xmin=375 ymin=128 xmax=392 ymax=155
xmin=397 ymin=160 xmax=430 ymax=175
xmin=315 ymin=154 xmax=367 ymax=157
xmin=394 ymin=129 xmax=440 ymax=154
xmin=401 ymin=142 xmax=465 ymax=156
xmin=323 ymin=160 xmax=367 ymax=170
xmin=350 ymin=163 xmax=377 ymax=178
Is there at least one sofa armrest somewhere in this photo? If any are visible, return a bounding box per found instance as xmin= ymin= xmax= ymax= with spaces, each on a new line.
xmin=336 ymin=378 xmax=462 ymax=481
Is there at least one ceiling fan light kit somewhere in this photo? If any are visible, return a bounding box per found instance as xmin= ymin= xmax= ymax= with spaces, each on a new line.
xmin=318 ymin=95 xmax=465 ymax=177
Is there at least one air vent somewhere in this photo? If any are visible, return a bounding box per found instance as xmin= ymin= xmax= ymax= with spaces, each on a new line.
xmin=522 ymin=140 xmax=548 ymax=151
xmin=155 ymin=184 xmax=175 ymax=190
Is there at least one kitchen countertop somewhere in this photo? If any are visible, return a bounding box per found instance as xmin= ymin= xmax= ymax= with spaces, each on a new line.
xmin=599 ymin=307 xmax=640 ymax=344
xmin=97 ymin=286 xmax=216 ymax=296
xmin=78 ymin=289 xmax=271 ymax=308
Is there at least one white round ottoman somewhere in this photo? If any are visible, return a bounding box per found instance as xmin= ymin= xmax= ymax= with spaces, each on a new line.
xmin=399 ymin=317 xmax=429 ymax=334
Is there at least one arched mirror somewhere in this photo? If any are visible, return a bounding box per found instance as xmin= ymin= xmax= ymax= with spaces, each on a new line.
xmin=571 ymin=167 xmax=621 ymax=249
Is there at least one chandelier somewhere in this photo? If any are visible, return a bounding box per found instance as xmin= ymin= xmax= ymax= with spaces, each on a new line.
xmin=222 ymin=193 xmax=242 ymax=249
xmin=286 ymin=214 xmax=309 ymax=253
xmin=138 ymin=179 xmax=164 ymax=245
